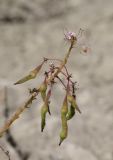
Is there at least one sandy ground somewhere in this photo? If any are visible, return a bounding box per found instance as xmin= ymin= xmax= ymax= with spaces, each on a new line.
xmin=0 ymin=0 xmax=113 ymax=160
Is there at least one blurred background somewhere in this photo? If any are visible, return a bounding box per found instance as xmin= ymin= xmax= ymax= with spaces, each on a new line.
xmin=0 ymin=0 xmax=113 ymax=160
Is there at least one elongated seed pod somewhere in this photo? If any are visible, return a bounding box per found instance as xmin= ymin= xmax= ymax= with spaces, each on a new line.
xmin=44 ymin=89 xmax=51 ymax=115
xmin=66 ymin=104 xmax=75 ymax=120
xmin=39 ymin=80 xmax=47 ymax=101
xmin=59 ymin=115 xmax=68 ymax=146
xmin=59 ymin=96 xmax=68 ymax=145
xmin=14 ymin=62 xmax=44 ymax=85
xmin=67 ymin=95 xmax=81 ymax=114
xmin=40 ymin=88 xmax=52 ymax=132
xmin=41 ymin=103 xmax=48 ymax=132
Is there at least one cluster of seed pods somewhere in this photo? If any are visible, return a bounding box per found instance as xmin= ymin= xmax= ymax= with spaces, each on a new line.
xmin=13 ymin=29 xmax=90 ymax=145
xmin=14 ymin=56 xmax=81 ymax=145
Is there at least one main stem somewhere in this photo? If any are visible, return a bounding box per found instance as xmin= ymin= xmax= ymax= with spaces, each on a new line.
xmin=0 ymin=40 xmax=75 ymax=137
xmin=47 ymin=39 xmax=75 ymax=83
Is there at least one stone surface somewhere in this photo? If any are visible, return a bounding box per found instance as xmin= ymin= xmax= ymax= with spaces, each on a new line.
xmin=0 ymin=0 xmax=113 ymax=160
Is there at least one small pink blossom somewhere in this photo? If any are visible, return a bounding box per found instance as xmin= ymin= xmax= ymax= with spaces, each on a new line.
xmin=64 ymin=29 xmax=91 ymax=55
xmin=64 ymin=31 xmax=76 ymax=41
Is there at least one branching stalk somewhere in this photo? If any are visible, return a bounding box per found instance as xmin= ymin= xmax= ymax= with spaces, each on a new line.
xmin=0 ymin=36 xmax=76 ymax=138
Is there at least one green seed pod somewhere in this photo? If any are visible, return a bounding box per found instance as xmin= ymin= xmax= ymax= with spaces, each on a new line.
xmin=39 ymin=81 xmax=47 ymax=101
xmin=61 ymin=96 xmax=68 ymax=116
xmin=41 ymin=103 xmax=48 ymax=132
xmin=59 ymin=117 xmax=68 ymax=145
xmin=59 ymin=96 xmax=68 ymax=145
xmin=67 ymin=95 xmax=81 ymax=114
xmin=14 ymin=63 xmax=43 ymax=85
xmin=66 ymin=104 xmax=75 ymax=120
xmin=44 ymin=89 xmax=51 ymax=115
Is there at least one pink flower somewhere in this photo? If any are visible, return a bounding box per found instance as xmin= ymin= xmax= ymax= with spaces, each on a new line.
xmin=64 ymin=29 xmax=91 ymax=55
xmin=64 ymin=31 xmax=76 ymax=41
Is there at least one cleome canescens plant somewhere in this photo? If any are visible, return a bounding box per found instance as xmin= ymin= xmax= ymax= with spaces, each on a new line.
xmin=0 ymin=29 xmax=90 ymax=145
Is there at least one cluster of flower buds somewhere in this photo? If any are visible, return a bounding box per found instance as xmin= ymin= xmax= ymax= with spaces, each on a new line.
xmin=13 ymin=29 xmax=89 ymax=145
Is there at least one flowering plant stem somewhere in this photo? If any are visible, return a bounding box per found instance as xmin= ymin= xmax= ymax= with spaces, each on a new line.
xmin=0 ymin=37 xmax=75 ymax=138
